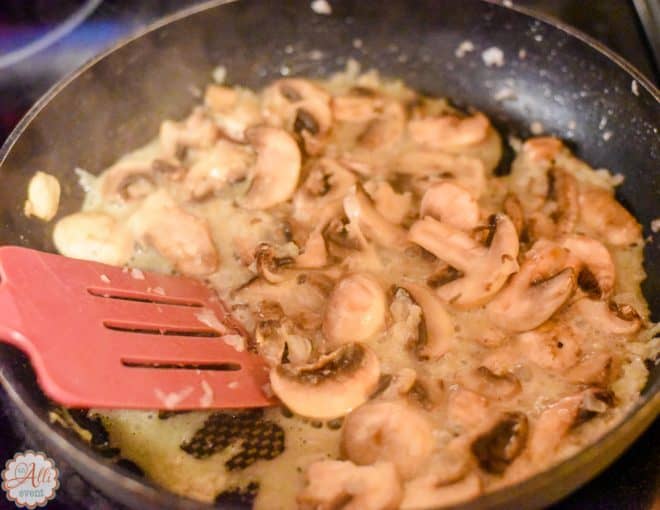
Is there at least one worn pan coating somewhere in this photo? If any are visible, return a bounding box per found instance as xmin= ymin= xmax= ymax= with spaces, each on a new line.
xmin=0 ymin=1 xmax=658 ymax=508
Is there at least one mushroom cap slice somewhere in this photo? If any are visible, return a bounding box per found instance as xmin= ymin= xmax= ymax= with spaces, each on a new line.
xmin=100 ymin=161 xmax=155 ymax=202
xmin=298 ymin=460 xmax=403 ymax=510
xmin=269 ymin=342 xmax=380 ymax=419
xmin=486 ymin=240 xmax=576 ymax=332
xmin=409 ymin=214 xmax=519 ymax=308
xmin=399 ymin=283 xmax=455 ymax=359
xmin=323 ymin=273 xmax=387 ymax=347
xmin=560 ymin=234 xmax=616 ymax=299
xmin=572 ymin=297 xmax=641 ymax=336
xmin=419 ymin=181 xmax=480 ymax=231
xmin=471 ymin=412 xmax=529 ymax=474
xmin=341 ymin=400 xmax=434 ymax=480
xmin=240 ymin=126 xmax=301 ymax=209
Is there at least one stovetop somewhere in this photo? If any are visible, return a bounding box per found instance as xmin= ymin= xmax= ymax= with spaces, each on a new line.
xmin=0 ymin=1 xmax=658 ymax=509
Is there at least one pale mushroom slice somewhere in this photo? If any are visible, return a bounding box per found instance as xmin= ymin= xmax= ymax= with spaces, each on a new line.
xmin=559 ymin=234 xmax=616 ymax=298
xmin=564 ymin=352 xmax=613 ymax=386
xmin=332 ymin=89 xmax=384 ymax=123
xmin=578 ymin=185 xmax=642 ymax=246
xmin=516 ymin=321 xmax=582 ymax=371
xmin=408 ymin=214 xmax=519 ymax=308
xmin=269 ymin=342 xmax=380 ymax=419
xmin=343 ymin=184 xmax=408 ymax=248
xmin=323 ymin=274 xmax=387 ymax=348
xmin=239 ymin=126 xmax=302 ymax=210
xmin=419 ymin=181 xmax=480 ymax=230
xmin=458 ymin=366 xmax=521 ymax=400
xmin=100 ymin=161 xmax=156 ymax=202
xmin=183 ymin=139 xmax=255 ymax=200
xmin=408 ymin=112 xmax=502 ymax=172
xmin=159 ymin=107 xmax=218 ymax=160
xmin=341 ymin=400 xmax=434 ymax=480
xmin=204 ymin=84 xmax=262 ymax=142
xmin=363 ymin=180 xmax=412 ymax=225
xmin=356 ymin=100 xmax=406 ymax=150
xmin=571 ymin=297 xmax=641 ymax=336
xmin=398 ymin=283 xmax=455 ymax=359
xmin=298 ymin=460 xmax=403 ymax=510
xmin=486 ymin=239 xmax=576 ymax=332
xmin=53 ymin=211 xmax=133 ymax=266
xmin=129 ymin=191 xmax=218 ymax=276
xmin=261 ymin=78 xmax=332 ymax=155
xmin=397 ymin=150 xmax=486 ymax=199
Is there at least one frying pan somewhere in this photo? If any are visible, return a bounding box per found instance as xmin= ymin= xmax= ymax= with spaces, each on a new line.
xmin=0 ymin=0 xmax=658 ymax=508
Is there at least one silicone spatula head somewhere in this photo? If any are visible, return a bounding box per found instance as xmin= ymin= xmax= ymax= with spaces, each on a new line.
xmin=0 ymin=246 xmax=274 ymax=410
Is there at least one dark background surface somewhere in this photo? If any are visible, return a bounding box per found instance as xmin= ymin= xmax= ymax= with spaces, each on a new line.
xmin=0 ymin=1 xmax=658 ymax=509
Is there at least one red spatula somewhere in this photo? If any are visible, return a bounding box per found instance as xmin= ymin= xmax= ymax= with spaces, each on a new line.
xmin=0 ymin=246 xmax=274 ymax=410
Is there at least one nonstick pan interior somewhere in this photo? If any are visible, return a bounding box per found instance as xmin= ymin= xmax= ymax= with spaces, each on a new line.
xmin=0 ymin=1 xmax=658 ymax=509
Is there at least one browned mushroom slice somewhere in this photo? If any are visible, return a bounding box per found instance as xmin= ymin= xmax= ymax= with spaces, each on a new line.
xmin=100 ymin=161 xmax=155 ymax=201
xmin=341 ymin=400 xmax=434 ymax=480
xmin=419 ymin=181 xmax=480 ymax=230
xmin=239 ymin=126 xmax=301 ymax=209
xmin=253 ymin=243 xmax=295 ymax=283
xmin=571 ymin=297 xmax=641 ymax=336
xmin=159 ymin=108 xmax=218 ymax=160
xmin=529 ymin=388 xmax=613 ymax=461
xmin=323 ymin=274 xmax=387 ymax=348
xmin=526 ymin=168 xmax=579 ymax=240
xmin=255 ymin=316 xmax=312 ymax=367
xmin=397 ymin=150 xmax=486 ymax=198
xmin=471 ymin=412 xmax=528 ymax=474
xmin=398 ymin=283 xmax=455 ymax=359
xmin=401 ymin=473 xmax=482 ymax=510
xmin=343 ymin=184 xmax=408 ymax=248
xmin=298 ymin=460 xmax=403 ymax=510
xmin=183 ymin=139 xmax=255 ymax=200
xmin=486 ymin=239 xmax=576 ymax=332
xmin=559 ymin=234 xmax=616 ymax=298
xmin=262 ymin=78 xmax=332 ymax=155
xmin=578 ymin=186 xmax=642 ymax=246
xmin=357 ymin=101 xmax=406 ymax=150
xmin=269 ymin=342 xmax=380 ymax=419
xmin=502 ymin=193 xmax=526 ymax=237
xmin=458 ymin=366 xmax=521 ymax=400
xmin=129 ymin=191 xmax=218 ymax=276
xmin=409 ymin=214 xmax=519 ymax=308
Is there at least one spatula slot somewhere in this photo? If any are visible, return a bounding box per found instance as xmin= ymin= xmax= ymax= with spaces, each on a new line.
xmin=88 ymin=287 xmax=203 ymax=307
xmin=103 ymin=322 xmax=220 ymax=337
xmin=121 ymin=360 xmax=241 ymax=371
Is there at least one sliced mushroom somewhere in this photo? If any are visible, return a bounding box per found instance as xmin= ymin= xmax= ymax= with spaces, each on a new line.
xmin=341 ymin=400 xmax=434 ymax=479
xmin=298 ymin=460 xmax=403 ymax=510
xmin=458 ymin=366 xmax=521 ymax=400
xmin=129 ymin=191 xmax=218 ymax=276
xmin=486 ymin=239 xmax=576 ymax=332
xmin=363 ymin=180 xmax=412 ymax=225
xmin=529 ymin=388 xmax=613 ymax=461
xmin=408 ymin=112 xmax=501 ymax=171
xmin=205 ymin=85 xmax=263 ymax=142
xmin=323 ymin=274 xmax=387 ymax=348
xmin=357 ymin=101 xmax=406 ymax=150
xmin=578 ymin=186 xmax=642 ymax=246
xmin=343 ymin=184 xmax=408 ymax=248
xmin=159 ymin=108 xmax=218 ymax=160
xmin=502 ymin=193 xmax=525 ymax=237
xmin=269 ymin=342 xmax=380 ymax=419
xmin=332 ymin=92 xmax=384 ymax=122
xmin=397 ymin=150 xmax=486 ymax=198
xmin=183 ymin=139 xmax=255 ymax=199
xmin=295 ymin=229 xmax=329 ymax=268
xmin=253 ymin=243 xmax=295 ymax=283
xmin=522 ymin=136 xmax=564 ymax=163
xmin=527 ymin=168 xmax=579 ymax=239
xmin=100 ymin=161 xmax=155 ymax=201
xmin=560 ymin=234 xmax=616 ymax=298
xmin=255 ymin=315 xmax=312 ymax=367
xmin=239 ymin=126 xmax=302 ymax=209
xmin=571 ymin=297 xmax=641 ymax=336
xmin=516 ymin=322 xmax=582 ymax=371
xmin=262 ymin=78 xmax=332 ymax=155
xmin=399 ymin=283 xmax=455 ymax=359
xmin=53 ymin=212 xmax=133 ymax=266
xmin=401 ymin=472 xmax=482 ymax=510
xmin=447 ymin=388 xmax=490 ymax=431
xmin=564 ymin=352 xmax=613 ymax=385
xmin=471 ymin=412 xmax=528 ymax=474
xmin=409 ymin=214 xmax=519 ymax=308
xmin=419 ymin=181 xmax=480 ymax=230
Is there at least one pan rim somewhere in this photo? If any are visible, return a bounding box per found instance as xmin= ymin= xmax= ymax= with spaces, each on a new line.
xmin=0 ymin=1 xmax=658 ymax=509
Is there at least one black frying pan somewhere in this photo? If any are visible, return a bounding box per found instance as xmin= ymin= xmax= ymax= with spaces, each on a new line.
xmin=0 ymin=1 xmax=658 ymax=509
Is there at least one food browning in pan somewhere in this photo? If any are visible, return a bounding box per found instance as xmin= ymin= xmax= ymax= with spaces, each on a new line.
xmin=51 ymin=64 xmax=659 ymax=509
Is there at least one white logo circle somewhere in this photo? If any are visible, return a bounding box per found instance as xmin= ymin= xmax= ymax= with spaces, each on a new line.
xmin=1 ymin=451 xmax=59 ymax=508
